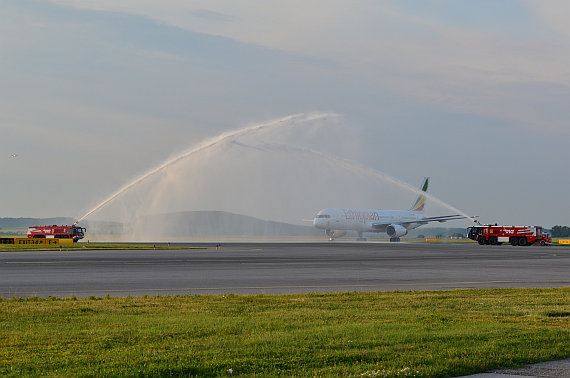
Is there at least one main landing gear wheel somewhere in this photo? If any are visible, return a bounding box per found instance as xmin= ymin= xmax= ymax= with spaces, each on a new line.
xmin=356 ymin=232 xmax=367 ymax=242
xmin=390 ymin=237 xmax=401 ymax=242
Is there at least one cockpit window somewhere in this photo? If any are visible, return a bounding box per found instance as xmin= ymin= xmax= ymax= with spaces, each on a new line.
xmin=316 ymin=214 xmax=331 ymax=218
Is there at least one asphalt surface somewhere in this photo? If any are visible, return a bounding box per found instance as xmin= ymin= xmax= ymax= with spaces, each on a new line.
xmin=466 ymin=358 xmax=570 ymax=377
xmin=1 ymin=242 xmax=568 ymax=298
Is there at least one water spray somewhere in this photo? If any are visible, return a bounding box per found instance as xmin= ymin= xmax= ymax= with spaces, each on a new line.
xmin=232 ymin=141 xmax=473 ymax=220
xmin=77 ymin=112 xmax=338 ymax=222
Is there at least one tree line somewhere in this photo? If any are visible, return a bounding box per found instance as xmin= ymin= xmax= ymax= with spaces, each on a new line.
xmin=550 ymin=225 xmax=570 ymax=237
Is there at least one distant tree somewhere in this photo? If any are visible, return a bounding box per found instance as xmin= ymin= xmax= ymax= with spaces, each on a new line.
xmin=551 ymin=225 xmax=570 ymax=238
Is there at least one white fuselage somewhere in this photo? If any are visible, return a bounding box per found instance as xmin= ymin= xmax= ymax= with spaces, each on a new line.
xmin=313 ymin=208 xmax=425 ymax=233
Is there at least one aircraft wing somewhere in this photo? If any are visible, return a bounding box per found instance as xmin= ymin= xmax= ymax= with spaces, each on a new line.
xmin=371 ymin=214 xmax=467 ymax=229
xmin=420 ymin=215 xmax=467 ymax=223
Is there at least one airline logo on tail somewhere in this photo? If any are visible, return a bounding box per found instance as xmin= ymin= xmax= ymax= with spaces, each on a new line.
xmin=410 ymin=177 xmax=429 ymax=212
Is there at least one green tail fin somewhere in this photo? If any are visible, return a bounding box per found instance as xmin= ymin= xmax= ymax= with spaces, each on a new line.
xmin=410 ymin=177 xmax=429 ymax=212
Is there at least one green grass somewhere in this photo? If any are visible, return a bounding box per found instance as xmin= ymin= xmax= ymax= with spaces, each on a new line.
xmin=1 ymin=288 xmax=569 ymax=377
xmin=0 ymin=243 xmax=205 ymax=251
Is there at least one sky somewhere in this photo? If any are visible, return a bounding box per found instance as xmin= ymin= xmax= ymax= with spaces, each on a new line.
xmin=1 ymin=0 xmax=569 ymax=229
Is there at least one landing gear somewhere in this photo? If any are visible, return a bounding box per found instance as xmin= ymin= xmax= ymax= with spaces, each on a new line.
xmin=326 ymin=229 xmax=335 ymax=241
xmin=325 ymin=229 xmax=347 ymax=241
xmin=390 ymin=237 xmax=401 ymax=242
xmin=356 ymin=232 xmax=367 ymax=242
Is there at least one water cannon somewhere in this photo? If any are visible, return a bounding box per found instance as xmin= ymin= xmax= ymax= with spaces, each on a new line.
xmin=471 ymin=216 xmax=482 ymax=226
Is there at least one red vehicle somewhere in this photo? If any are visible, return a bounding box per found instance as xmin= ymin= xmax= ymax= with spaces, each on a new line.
xmin=467 ymin=225 xmax=551 ymax=246
xmin=27 ymin=225 xmax=86 ymax=243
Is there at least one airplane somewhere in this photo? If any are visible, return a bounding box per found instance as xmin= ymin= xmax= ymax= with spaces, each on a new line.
xmin=312 ymin=177 xmax=466 ymax=242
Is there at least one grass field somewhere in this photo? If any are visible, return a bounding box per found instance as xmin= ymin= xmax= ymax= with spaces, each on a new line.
xmin=1 ymin=288 xmax=569 ymax=377
xmin=0 ymin=243 xmax=205 ymax=252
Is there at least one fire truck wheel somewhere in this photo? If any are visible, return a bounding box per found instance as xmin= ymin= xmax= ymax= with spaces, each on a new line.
xmin=478 ymin=236 xmax=486 ymax=245
xmin=540 ymin=240 xmax=546 ymax=246
xmin=510 ymin=237 xmax=518 ymax=246
xmin=518 ymin=237 xmax=527 ymax=246
xmin=489 ymin=236 xmax=498 ymax=245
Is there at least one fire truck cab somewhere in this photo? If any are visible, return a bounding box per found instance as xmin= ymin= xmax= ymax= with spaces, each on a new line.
xmin=27 ymin=225 xmax=86 ymax=243
xmin=467 ymin=225 xmax=551 ymax=246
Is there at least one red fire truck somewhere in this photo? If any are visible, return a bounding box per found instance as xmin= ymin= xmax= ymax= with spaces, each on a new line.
xmin=467 ymin=225 xmax=551 ymax=246
xmin=27 ymin=225 xmax=86 ymax=243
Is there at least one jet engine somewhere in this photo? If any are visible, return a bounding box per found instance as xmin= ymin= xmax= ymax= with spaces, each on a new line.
xmin=386 ymin=224 xmax=408 ymax=238
xmin=325 ymin=229 xmax=347 ymax=241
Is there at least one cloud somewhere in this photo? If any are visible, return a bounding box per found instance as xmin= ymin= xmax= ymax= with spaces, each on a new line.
xmin=46 ymin=0 xmax=570 ymax=135
xmin=187 ymin=9 xmax=234 ymax=22
xmin=526 ymin=0 xmax=570 ymax=40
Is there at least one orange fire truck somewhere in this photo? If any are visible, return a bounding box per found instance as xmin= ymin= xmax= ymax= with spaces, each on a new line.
xmin=27 ymin=225 xmax=86 ymax=243
xmin=467 ymin=225 xmax=551 ymax=246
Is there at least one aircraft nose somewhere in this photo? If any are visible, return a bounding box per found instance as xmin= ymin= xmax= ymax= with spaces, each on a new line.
xmin=313 ymin=217 xmax=323 ymax=228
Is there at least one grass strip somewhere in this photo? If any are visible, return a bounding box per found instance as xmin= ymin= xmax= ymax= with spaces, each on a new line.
xmin=0 ymin=243 xmax=205 ymax=252
xmin=1 ymin=288 xmax=569 ymax=377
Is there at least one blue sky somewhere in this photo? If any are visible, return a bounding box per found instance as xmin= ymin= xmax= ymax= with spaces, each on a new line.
xmin=1 ymin=0 xmax=569 ymax=227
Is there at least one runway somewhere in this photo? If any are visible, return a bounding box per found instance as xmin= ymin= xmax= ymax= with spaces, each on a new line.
xmin=1 ymin=242 xmax=568 ymax=297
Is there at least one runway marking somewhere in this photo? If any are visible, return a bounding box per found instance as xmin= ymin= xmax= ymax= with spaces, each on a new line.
xmin=3 ymin=280 xmax=570 ymax=296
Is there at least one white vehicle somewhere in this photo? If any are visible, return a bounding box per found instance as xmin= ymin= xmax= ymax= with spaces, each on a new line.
xmin=313 ymin=177 xmax=465 ymax=241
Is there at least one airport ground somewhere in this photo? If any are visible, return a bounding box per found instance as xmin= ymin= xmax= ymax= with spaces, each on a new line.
xmin=1 ymin=242 xmax=569 ymax=377
xmin=0 ymin=241 xmax=568 ymax=297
